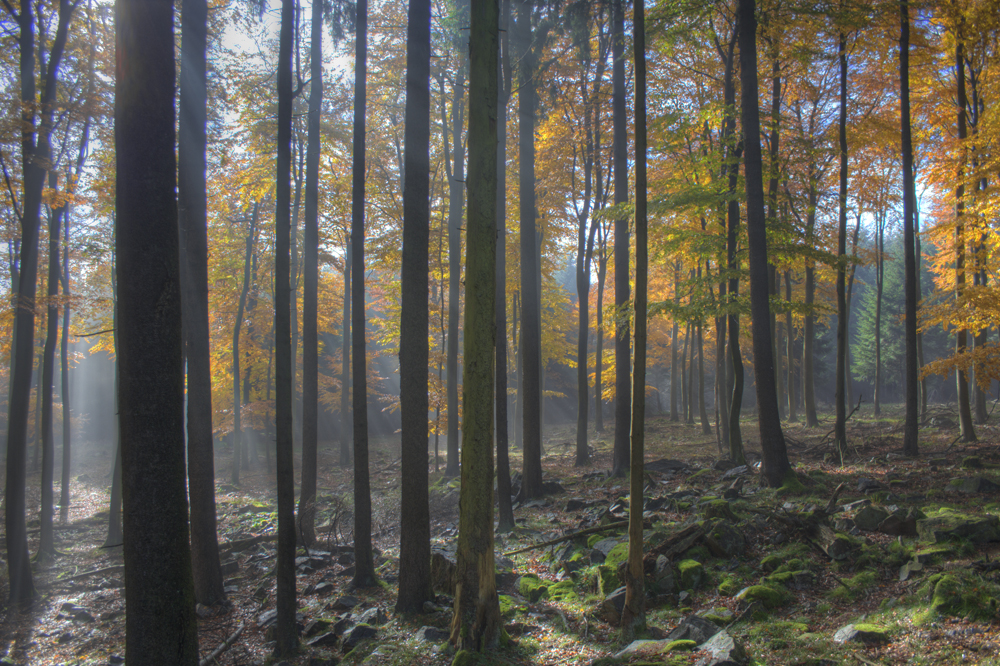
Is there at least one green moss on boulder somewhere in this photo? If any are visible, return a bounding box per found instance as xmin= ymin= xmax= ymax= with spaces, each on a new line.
xmin=677 ymin=559 xmax=704 ymax=590
xmin=735 ymin=584 xmax=790 ymax=609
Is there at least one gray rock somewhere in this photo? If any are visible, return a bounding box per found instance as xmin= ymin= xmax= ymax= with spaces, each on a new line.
xmin=946 ymin=477 xmax=1000 ymax=494
xmin=415 ymin=626 xmax=449 ymax=642
xmin=653 ymin=554 xmax=676 ymax=594
xmin=709 ymin=520 xmax=747 ymax=558
xmin=917 ymin=513 xmax=1000 ymax=543
xmin=613 ymin=639 xmax=662 ymax=660
xmin=666 ymin=615 xmax=720 ymax=645
xmin=857 ymin=478 xmax=885 ymax=494
xmin=313 ymin=581 xmax=336 ymax=596
xmin=721 ymin=465 xmax=750 ymax=480
xmin=854 ymin=505 xmax=889 ymax=531
xmin=595 ymin=586 xmax=627 ymax=623
xmin=329 ymin=595 xmax=361 ymax=610
xmin=841 ymin=499 xmax=871 ymax=512
xmin=878 ymin=514 xmax=907 ymax=536
xmin=646 ymin=459 xmax=690 ymax=473
xmin=589 ymin=538 xmax=621 ymax=563
xmin=695 ymin=630 xmax=749 ymax=666
xmin=342 ymin=624 xmax=378 ymax=650
xmin=306 ymin=632 xmax=339 ymax=647
xmin=355 ymin=607 xmax=387 ymax=626
xmin=833 ymin=624 xmax=889 ymax=646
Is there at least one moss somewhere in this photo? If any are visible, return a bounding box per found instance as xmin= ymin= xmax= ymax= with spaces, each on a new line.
xmin=677 ymin=559 xmax=704 ymax=590
xmin=764 ymin=570 xmax=811 ymax=588
xmin=518 ymin=574 xmax=550 ymax=602
xmin=827 ymin=571 xmax=876 ymax=601
xmin=718 ymin=577 xmax=738 ymax=596
xmin=662 ymin=639 xmax=697 ymax=652
xmin=735 ymin=584 xmax=790 ymax=609
xmin=498 ymin=594 xmax=516 ymax=619
xmin=598 ymin=564 xmax=619 ymax=596
xmin=852 ymin=623 xmax=887 ymax=634
xmin=687 ymin=469 xmax=712 ymax=482
xmin=776 ymin=471 xmax=807 ymax=497
xmin=587 ymin=534 xmax=605 ymax=548
xmin=451 ymin=650 xmax=480 ymax=666
xmin=548 ymin=580 xmax=578 ymax=602
xmin=605 ymin=543 xmax=629 ymax=570
xmin=682 ymin=545 xmax=711 ymax=562
xmin=759 ymin=555 xmax=782 ymax=573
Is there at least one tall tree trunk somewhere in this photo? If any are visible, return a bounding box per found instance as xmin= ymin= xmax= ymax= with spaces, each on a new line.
xmin=7 ymin=0 xmax=77 ymax=604
xmin=39 ymin=173 xmax=64 ymax=562
xmin=514 ymin=0 xmax=543 ymax=499
xmin=445 ymin=42 xmax=466 ymax=479
xmin=874 ymin=221 xmax=884 ymax=416
xmin=834 ymin=31 xmax=849 ymax=457
xmin=611 ymin=0 xmax=630 ymax=478
xmin=740 ymin=0 xmax=791 ymax=487
xmin=803 ymin=172 xmax=819 ymax=427
xmin=900 ymin=0 xmax=919 ymax=455
xmin=846 ymin=211 xmax=861 ymax=413
xmin=115 ymin=0 xmax=198 ymax=654
xmin=396 ymin=0 xmax=433 ymax=613
xmin=232 ymin=209 xmax=256 ymax=486
xmin=785 ymin=270 xmax=797 ymax=422
xmin=595 ymin=247 xmax=607 ymax=432
xmin=513 ymin=290 xmax=522 ymax=450
xmin=298 ymin=0 xmax=324 ymax=549
xmin=104 ymin=281 xmax=123 ymax=549
xmin=766 ymin=47 xmax=783 ymax=421
xmin=179 ymin=0 xmax=224 ymax=604
xmin=915 ymin=207 xmax=927 ymax=417
xmin=954 ymin=33 xmax=976 ymax=442
xmin=290 ymin=139 xmax=303 ymax=454
xmin=670 ymin=266 xmax=679 ymax=422
xmin=697 ymin=322 xmax=710 ymax=434
xmin=495 ymin=0 xmax=515 ymax=533
xmin=340 ymin=236 xmax=351 ymax=466
xmin=273 ymin=0 xmax=299 ymax=652
xmin=451 ymin=0 xmax=501 ymax=646
xmin=622 ymin=0 xmax=646 ymax=638
xmin=681 ymin=322 xmax=690 ymax=422
xmin=351 ymin=0 xmax=377 ymax=587
xmin=59 ymin=204 xmax=71 ymax=523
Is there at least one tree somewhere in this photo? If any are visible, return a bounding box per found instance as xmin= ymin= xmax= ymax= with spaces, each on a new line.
xmin=611 ymin=0 xmax=630 ymax=478
xmin=273 ymin=0 xmax=298 ymax=653
xmin=451 ymin=0 xmax=500 ymax=648
xmin=351 ymin=0 xmax=377 ymax=589
xmin=739 ymin=0 xmax=792 ymax=488
xmin=115 ymin=0 xmax=198 ymax=656
xmin=179 ymin=0 xmax=224 ymax=604
xmin=953 ymin=23 xmax=976 ymax=443
xmin=834 ymin=28 xmax=849 ymax=458
xmin=621 ymin=0 xmax=647 ymax=640
xmin=232 ymin=208 xmax=256 ymax=486
xmin=298 ymin=0 xmax=325 ymax=548
xmin=5 ymin=0 xmax=79 ymax=605
xmin=396 ymin=0 xmax=432 ymax=614
xmin=900 ymin=0 xmax=918 ymax=456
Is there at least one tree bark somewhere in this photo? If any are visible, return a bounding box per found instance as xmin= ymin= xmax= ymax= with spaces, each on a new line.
xmin=834 ymin=30 xmax=849 ymax=457
xmin=803 ymin=170 xmax=819 ymax=427
xmin=351 ymin=0 xmax=377 ymax=588
xmin=900 ymin=0 xmax=919 ymax=456
xmin=622 ymin=0 xmax=647 ymax=637
xmin=785 ymin=270 xmax=797 ymax=422
xmin=611 ymin=0 xmax=630 ymax=478
xmin=954 ymin=33 xmax=976 ymax=443
xmin=739 ymin=0 xmax=791 ymax=487
xmin=396 ymin=0 xmax=433 ymax=614
xmin=232 ymin=209 xmax=256 ymax=486
xmin=298 ymin=0 xmax=324 ymax=549
xmin=115 ymin=0 xmax=198 ymax=654
xmin=451 ymin=0 xmax=501 ymax=647
xmin=273 ymin=0 xmax=298 ymax=652
xmin=340 ymin=235 xmax=351 ymax=466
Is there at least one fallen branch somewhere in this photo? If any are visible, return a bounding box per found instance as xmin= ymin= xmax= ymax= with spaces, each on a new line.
xmin=199 ymin=622 xmax=245 ymax=666
xmin=503 ymin=520 xmax=629 ymax=556
xmin=823 ymin=483 xmax=847 ymax=516
xmin=218 ymin=534 xmax=278 ymax=553
xmin=816 ymin=395 xmax=864 ymax=450
xmin=645 ymin=523 xmax=707 ymax=561
xmin=52 ymin=564 xmax=124 ymax=584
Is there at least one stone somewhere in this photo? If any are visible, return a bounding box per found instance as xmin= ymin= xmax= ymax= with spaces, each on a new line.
xmin=709 ymin=520 xmax=747 ymax=558
xmin=695 ymin=630 xmax=749 ymax=666
xmin=307 ymin=658 xmax=338 ymax=666
xmin=854 ymin=505 xmax=889 ymax=531
xmin=355 ymin=607 xmax=387 ymax=626
xmin=878 ymin=514 xmax=906 ymax=536
xmin=306 ymin=632 xmax=339 ymax=647
xmin=714 ymin=459 xmax=738 ymax=471
xmin=833 ymin=624 xmax=890 ymax=646
xmin=704 ymin=500 xmax=737 ymax=522
xmin=595 ymin=586 xmax=627 ymax=623
xmin=857 ymin=478 xmax=885 ymax=494
xmin=590 ymin=538 xmax=621 ymax=563
xmin=517 ymin=574 xmax=551 ymax=602
xmin=678 ymin=559 xmax=704 ymax=590
xmin=917 ymin=513 xmax=1000 ymax=544
xmin=220 ymin=559 xmax=239 ymax=576
xmin=342 ymin=624 xmax=377 ymax=650
xmin=946 ymin=477 xmax=1000 ymax=494
xmin=735 ymin=585 xmax=787 ymax=609
xmin=303 ymin=618 xmax=332 ymax=638
xmin=613 ymin=639 xmax=662 ymax=660
xmin=565 ymin=498 xmax=588 ymax=512
xmin=665 ymin=615 xmax=720 ymax=645
xmin=646 ymin=459 xmax=690 ymax=473
xmin=899 ymin=559 xmax=924 ymax=582
xmin=329 ymin=595 xmax=361 ymax=610
xmin=653 ymin=554 xmax=676 ymax=594
xmin=841 ymin=499 xmax=870 ymax=512
xmin=108 ymin=657 xmax=125 ymax=665
xmin=722 ymin=465 xmax=750 ymax=480
xmin=415 ymin=626 xmax=449 ymax=642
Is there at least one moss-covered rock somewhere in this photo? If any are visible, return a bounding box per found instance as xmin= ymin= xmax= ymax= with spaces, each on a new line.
xmin=662 ymin=639 xmax=697 ymax=652
xmin=833 ymin=623 xmax=889 ymax=646
xmin=917 ymin=511 xmax=1000 ymax=543
xmin=704 ymin=500 xmax=737 ymax=522
xmin=518 ymin=574 xmax=550 ymax=602
xmin=498 ymin=594 xmax=516 ymax=619
xmin=735 ymin=584 xmax=790 ymax=609
xmin=677 ymin=559 xmax=704 ymax=590
xmin=760 ymin=555 xmax=782 ymax=573
xmin=605 ymin=542 xmax=629 ymax=570
xmin=718 ymin=577 xmax=738 ymax=596
xmin=598 ymin=564 xmax=620 ymax=596
xmin=548 ymin=579 xmax=578 ymax=602
xmin=915 ymin=572 xmax=1000 ymax=623
xmin=776 ymin=472 xmax=807 ymax=497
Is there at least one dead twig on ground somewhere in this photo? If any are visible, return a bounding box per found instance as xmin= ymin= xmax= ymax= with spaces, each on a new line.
xmin=199 ymin=622 xmax=245 ymax=666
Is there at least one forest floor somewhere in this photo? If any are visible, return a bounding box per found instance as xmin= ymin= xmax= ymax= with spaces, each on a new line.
xmin=3 ymin=404 xmax=1000 ymax=666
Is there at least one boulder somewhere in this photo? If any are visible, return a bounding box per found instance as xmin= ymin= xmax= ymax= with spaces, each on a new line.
xmin=946 ymin=477 xmax=1000 ymax=494
xmin=665 ymin=615 xmax=720 ymax=645
xmin=355 ymin=607 xmax=387 ymax=626
xmin=590 ymin=538 xmax=621 ymax=564
xmin=653 ymin=554 xmax=676 ymax=594
xmin=595 ymin=586 xmax=627 ymax=624
xmin=735 ymin=585 xmax=787 ymax=609
xmin=857 ymin=478 xmax=885 ymax=494
xmin=704 ymin=500 xmax=738 ymax=522
xmin=854 ymin=505 xmax=889 ymax=531
xmin=342 ymin=624 xmax=377 ymax=650
xmin=917 ymin=513 xmax=1000 ymax=544
xmin=833 ymin=624 xmax=889 ymax=646
xmin=722 ymin=465 xmax=750 ymax=480
xmin=709 ymin=520 xmax=747 ymax=558
xmin=415 ymin=626 xmax=449 ymax=642
xmin=695 ymin=630 xmax=750 ymax=666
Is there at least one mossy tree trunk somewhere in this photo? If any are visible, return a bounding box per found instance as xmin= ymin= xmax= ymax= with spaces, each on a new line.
xmin=451 ymin=0 xmax=501 ymax=648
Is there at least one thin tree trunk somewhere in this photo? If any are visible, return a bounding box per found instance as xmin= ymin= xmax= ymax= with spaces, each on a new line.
xmin=340 ymin=236 xmax=351 ymax=466
xmin=611 ymin=0 xmax=630 ymax=478
xmin=298 ymin=0 xmax=324 ymax=548
xmin=834 ymin=31 xmax=849 ymax=457
xmin=900 ymin=0 xmax=919 ymax=455
xmin=232 ymin=209 xmax=256 ymax=485
xmin=595 ymin=249 xmax=607 ymax=432
xmin=697 ymin=322 xmax=710 ymax=434
xmin=786 ymin=270 xmax=797 ymax=422
xmin=954 ymin=33 xmax=976 ymax=442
